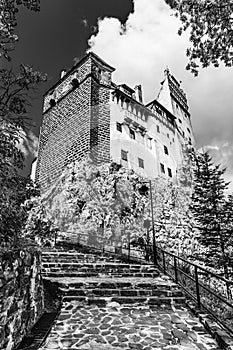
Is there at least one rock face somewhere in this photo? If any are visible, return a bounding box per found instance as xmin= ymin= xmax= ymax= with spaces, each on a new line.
xmin=0 ymin=246 xmax=44 ymax=350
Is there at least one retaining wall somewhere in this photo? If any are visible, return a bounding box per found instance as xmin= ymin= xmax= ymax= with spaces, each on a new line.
xmin=0 ymin=246 xmax=44 ymax=350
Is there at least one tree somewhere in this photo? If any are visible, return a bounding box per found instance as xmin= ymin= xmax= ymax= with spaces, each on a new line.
xmin=0 ymin=65 xmax=46 ymax=128
xmin=165 ymin=0 xmax=233 ymax=75
xmin=0 ymin=0 xmax=40 ymax=60
xmin=0 ymin=122 xmax=40 ymax=245
xmin=191 ymin=151 xmax=231 ymax=278
xmin=0 ymin=0 xmax=45 ymax=246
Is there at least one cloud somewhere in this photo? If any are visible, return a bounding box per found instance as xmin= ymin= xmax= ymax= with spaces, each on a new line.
xmin=88 ymin=0 xmax=190 ymax=102
xmin=17 ymin=130 xmax=39 ymax=158
xmin=201 ymin=140 xmax=233 ymax=193
xmin=88 ymin=0 xmax=233 ymax=192
xmin=203 ymin=145 xmax=220 ymax=151
xmin=81 ymin=19 xmax=88 ymax=28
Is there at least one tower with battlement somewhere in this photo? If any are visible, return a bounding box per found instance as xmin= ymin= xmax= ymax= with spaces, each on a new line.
xmin=35 ymin=52 xmax=195 ymax=191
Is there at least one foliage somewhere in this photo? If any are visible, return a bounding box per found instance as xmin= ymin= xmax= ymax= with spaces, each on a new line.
xmin=0 ymin=65 xmax=47 ymax=128
xmin=0 ymin=0 xmax=40 ymax=60
xmin=25 ymin=154 xmax=200 ymax=263
xmin=191 ymin=151 xmax=232 ymax=277
xmin=24 ymin=159 xmax=148 ymax=249
xmin=149 ymin=176 xmax=198 ymax=259
xmin=23 ymin=194 xmax=58 ymax=246
xmin=0 ymin=122 xmax=39 ymax=245
xmin=165 ymin=0 xmax=233 ymax=75
xmin=0 ymin=64 xmax=46 ymax=245
xmin=0 ymin=0 xmax=45 ymax=246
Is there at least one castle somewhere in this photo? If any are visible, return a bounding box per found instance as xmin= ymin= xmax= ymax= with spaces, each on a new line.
xmin=33 ymin=52 xmax=194 ymax=191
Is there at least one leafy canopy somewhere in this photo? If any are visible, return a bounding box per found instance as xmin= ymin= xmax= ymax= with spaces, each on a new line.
xmin=0 ymin=0 xmax=40 ymax=60
xmin=165 ymin=0 xmax=233 ymax=75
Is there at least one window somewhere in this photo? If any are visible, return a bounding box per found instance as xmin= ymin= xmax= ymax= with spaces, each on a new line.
xmin=129 ymin=128 xmax=135 ymax=139
xmin=167 ymin=133 xmax=169 ymax=139
xmin=160 ymin=163 xmax=165 ymax=174
xmin=179 ymin=118 xmax=182 ymax=123
xmin=156 ymin=106 xmax=163 ymax=116
xmin=147 ymin=137 xmax=152 ymax=149
xmin=187 ymin=127 xmax=190 ymax=133
xmin=157 ymin=125 xmax=160 ymax=133
xmin=164 ymin=145 xmax=169 ymax=155
xmin=116 ymin=122 xmax=122 ymax=132
xmin=121 ymin=150 xmax=128 ymax=161
xmin=138 ymin=158 xmax=144 ymax=168
xmin=168 ymin=168 xmax=172 ymax=178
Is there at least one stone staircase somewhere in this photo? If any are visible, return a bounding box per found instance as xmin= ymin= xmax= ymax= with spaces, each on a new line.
xmin=41 ymin=249 xmax=185 ymax=306
xmin=39 ymin=248 xmax=221 ymax=350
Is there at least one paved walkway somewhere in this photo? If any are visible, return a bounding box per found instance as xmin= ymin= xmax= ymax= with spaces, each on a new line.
xmin=40 ymin=300 xmax=220 ymax=350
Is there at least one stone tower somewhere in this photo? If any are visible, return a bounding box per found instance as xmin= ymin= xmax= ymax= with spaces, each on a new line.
xmin=36 ymin=52 xmax=115 ymax=191
xmin=157 ymin=68 xmax=194 ymax=146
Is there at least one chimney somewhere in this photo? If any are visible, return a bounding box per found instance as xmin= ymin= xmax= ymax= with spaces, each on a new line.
xmin=60 ymin=69 xmax=66 ymax=79
xmin=134 ymin=85 xmax=143 ymax=104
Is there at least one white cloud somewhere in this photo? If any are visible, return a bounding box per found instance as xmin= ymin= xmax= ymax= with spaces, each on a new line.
xmin=81 ymin=19 xmax=88 ymax=28
xmin=201 ymin=140 xmax=233 ymax=193
xmin=17 ymin=130 xmax=38 ymax=158
xmin=203 ymin=145 xmax=220 ymax=151
xmin=88 ymin=0 xmax=233 ymax=192
xmin=88 ymin=0 xmax=190 ymax=102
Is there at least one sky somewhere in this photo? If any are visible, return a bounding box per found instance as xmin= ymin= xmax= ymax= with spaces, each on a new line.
xmin=12 ymin=0 xmax=233 ymax=190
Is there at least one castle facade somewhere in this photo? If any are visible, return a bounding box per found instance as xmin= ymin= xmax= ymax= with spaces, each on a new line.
xmin=34 ymin=52 xmax=194 ymax=191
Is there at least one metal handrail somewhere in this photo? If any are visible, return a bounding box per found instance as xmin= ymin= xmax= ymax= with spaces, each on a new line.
xmin=53 ymin=230 xmax=233 ymax=334
xmin=156 ymin=246 xmax=233 ymax=285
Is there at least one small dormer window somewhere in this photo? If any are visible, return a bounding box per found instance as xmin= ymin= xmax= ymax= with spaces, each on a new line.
xmin=147 ymin=137 xmax=152 ymax=149
xmin=160 ymin=163 xmax=165 ymax=174
xmin=129 ymin=129 xmax=135 ymax=139
xmin=71 ymin=72 xmax=79 ymax=88
xmin=49 ymin=98 xmax=56 ymax=107
xmin=164 ymin=145 xmax=169 ymax=155
xmin=121 ymin=150 xmax=128 ymax=161
xmin=71 ymin=78 xmax=79 ymax=88
xmin=116 ymin=122 xmax=122 ymax=132
xmin=138 ymin=158 xmax=144 ymax=168
xmin=168 ymin=168 xmax=172 ymax=177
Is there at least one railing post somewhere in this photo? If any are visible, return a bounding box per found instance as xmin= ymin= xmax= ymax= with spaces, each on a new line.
xmin=226 ymin=280 xmax=232 ymax=300
xmin=174 ymin=256 xmax=178 ymax=283
xmin=128 ymin=241 xmax=131 ymax=263
xmin=162 ymin=251 xmax=166 ymax=273
xmin=54 ymin=230 xmax=57 ymax=246
xmin=195 ymin=266 xmax=201 ymax=309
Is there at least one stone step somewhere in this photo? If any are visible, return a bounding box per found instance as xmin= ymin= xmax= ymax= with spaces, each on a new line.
xmin=42 ymin=252 xmax=123 ymax=264
xmin=42 ymin=263 xmax=158 ymax=274
xmin=61 ymin=295 xmax=186 ymax=305
xmin=60 ymin=288 xmax=183 ymax=298
xmin=42 ymin=271 xmax=160 ymax=278
xmin=42 ymin=255 xmax=122 ymax=261
xmin=44 ymin=277 xmax=180 ymax=291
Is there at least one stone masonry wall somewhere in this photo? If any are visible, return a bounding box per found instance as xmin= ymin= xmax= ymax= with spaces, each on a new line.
xmin=90 ymin=78 xmax=111 ymax=164
xmin=0 ymin=247 xmax=44 ymax=350
xmin=37 ymin=77 xmax=92 ymax=191
xmin=36 ymin=54 xmax=113 ymax=192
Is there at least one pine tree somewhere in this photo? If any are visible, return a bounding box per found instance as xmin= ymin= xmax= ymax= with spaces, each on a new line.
xmin=191 ymin=151 xmax=230 ymax=277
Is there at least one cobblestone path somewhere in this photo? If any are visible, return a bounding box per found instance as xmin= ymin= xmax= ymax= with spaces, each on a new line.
xmin=40 ymin=249 xmax=221 ymax=350
xmin=40 ymin=301 xmax=220 ymax=350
